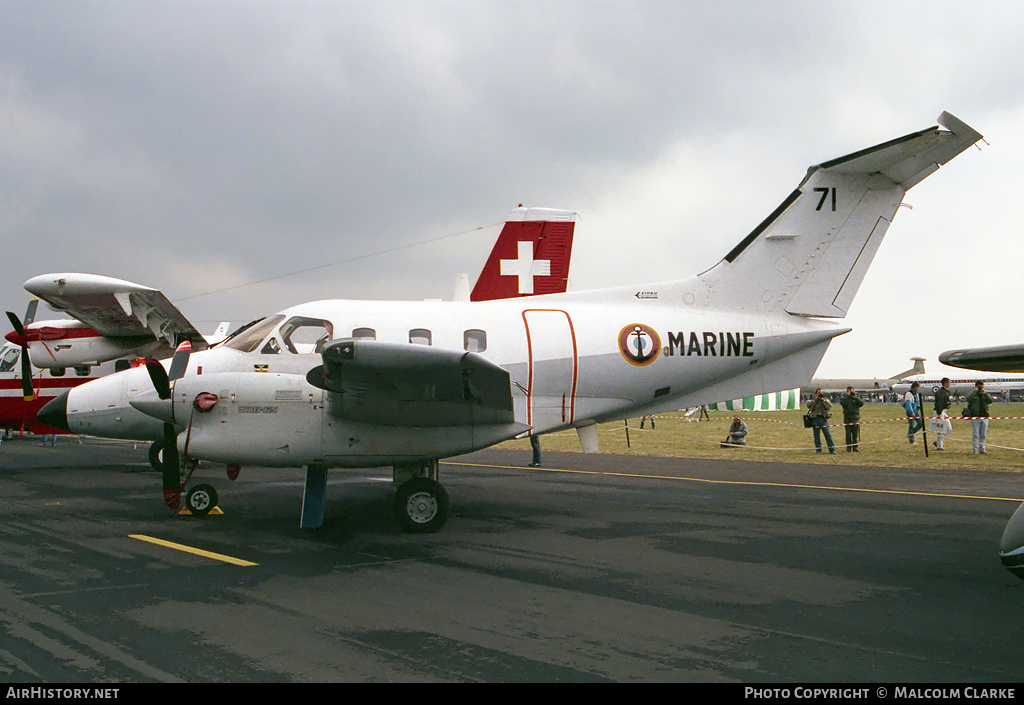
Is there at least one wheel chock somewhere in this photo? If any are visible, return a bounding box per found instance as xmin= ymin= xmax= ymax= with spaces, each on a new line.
xmin=177 ymin=506 xmax=225 ymax=517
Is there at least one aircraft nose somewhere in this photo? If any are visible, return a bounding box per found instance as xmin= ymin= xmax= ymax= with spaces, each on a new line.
xmin=38 ymin=391 xmax=70 ymax=432
xmin=1000 ymin=502 xmax=1024 ymax=580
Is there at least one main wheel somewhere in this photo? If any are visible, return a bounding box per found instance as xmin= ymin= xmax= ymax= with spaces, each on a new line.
xmin=393 ymin=477 xmax=449 ymax=534
xmin=185 ymin=483 xmax=218 ymax=517
xmin=149 ymin=440 xmax=164 ymax=472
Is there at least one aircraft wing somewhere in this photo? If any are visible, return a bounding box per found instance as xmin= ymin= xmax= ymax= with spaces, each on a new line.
xmin=23 ymin=273 xmax=209 ymax=352
xmin=939 ymin=344 xmax=1024 ymax=373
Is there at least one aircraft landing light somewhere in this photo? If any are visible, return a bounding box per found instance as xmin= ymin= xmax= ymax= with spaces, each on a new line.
xmin=129 ymin=534 xmax=258 ymax=567
xmin=442 ymin=461 xmax=1024 ymax=504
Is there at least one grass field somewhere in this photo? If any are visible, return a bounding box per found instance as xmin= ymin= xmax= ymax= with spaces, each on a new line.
xmin=501 ymin=403 xmax=1024 ymax=473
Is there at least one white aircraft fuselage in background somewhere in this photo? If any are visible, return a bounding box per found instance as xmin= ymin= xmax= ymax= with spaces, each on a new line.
xmin=892 ymin=373 xmax=1024 ymax=397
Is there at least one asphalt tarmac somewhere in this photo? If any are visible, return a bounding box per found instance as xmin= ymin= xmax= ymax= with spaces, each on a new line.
xmin=1 ymin=434 xmax=1022 ymax=683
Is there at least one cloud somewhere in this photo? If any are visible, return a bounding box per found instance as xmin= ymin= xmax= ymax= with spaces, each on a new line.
xmin=1 ymin=2 xmax=1024 ymax=379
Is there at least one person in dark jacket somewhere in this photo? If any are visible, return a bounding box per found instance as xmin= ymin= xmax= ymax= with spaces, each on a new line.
xmin=933 ymin=377 xmax=952 ymax=451
xmin=967 ymin=380 xmax=994 ymax=455
xmin=807 ymin=388 xmax=836 ymax=454
xmin=839 ymin=386 xmax=864 ymax=452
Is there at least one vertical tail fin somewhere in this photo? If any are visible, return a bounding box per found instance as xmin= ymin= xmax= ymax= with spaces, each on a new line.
xmin=692 ymin=112 xmax=982 ymax=317
xmin=470 ymin=206 xmax=576 ymax=301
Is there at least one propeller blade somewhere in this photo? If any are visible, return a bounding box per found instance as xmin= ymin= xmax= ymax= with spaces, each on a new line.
xmin=6 ymin=310 xmax=33 ymax=399
xmin=145 ymin=358 xmax=171 ymax=400
xmin=19 ymin=348 xmax=33 ymax=400
xmin=6 ymin=310 xmax=25 ymax=337
xmin=167 ymin=341 xmax=192 ymax=381
xmin=23 ymin=299 xmax=38 ymax=326
xmin=162 ymin=422 xmax=181 ymax=510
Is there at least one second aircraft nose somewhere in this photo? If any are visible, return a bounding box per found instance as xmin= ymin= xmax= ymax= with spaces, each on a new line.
xmin=37 ymin=391 xmax=70 ymax=432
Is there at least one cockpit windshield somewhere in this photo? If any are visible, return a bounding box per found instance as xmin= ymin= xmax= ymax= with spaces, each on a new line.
xmin=0 ymin=345 xmax=19 ymax=372
xmin=222 ymin=314 xmax=334 ymax=355
xmin=222 ymin=314 xmax=286 ymax=353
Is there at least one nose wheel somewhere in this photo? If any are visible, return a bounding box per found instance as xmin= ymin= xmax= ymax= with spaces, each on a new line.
xmin=393 ymin=477 xmax=449 ymax=533
xmin=185 ymin=483 xmax=219 ymax=517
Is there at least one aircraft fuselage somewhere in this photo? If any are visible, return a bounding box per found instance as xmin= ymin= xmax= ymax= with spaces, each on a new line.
xmin=58 ymin=290 xmax=847 ymax=466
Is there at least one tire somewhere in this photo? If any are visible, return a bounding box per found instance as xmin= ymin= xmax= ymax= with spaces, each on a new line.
xmin=393 ymin=477 xmax=449 ymax=534
xmin=149 ymin=440 xmax=164 ymax=472
xmin=185 ymin=483 xmax=218 ymax=517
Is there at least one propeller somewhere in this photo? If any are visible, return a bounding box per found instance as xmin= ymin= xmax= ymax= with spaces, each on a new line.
xmin=5 ymin=300 xmax=40 ymax=401
xmin=144 ymin=341 xmax=193 ymax=509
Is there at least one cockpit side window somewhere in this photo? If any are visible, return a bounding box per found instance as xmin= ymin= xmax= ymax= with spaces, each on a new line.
xmin=279 ymin=317 xmax=334 ymax=354
xmin=223 ymin=314 xmax=286 ymax=353
xmin=0 ymin=346 xmax=19 ymax=372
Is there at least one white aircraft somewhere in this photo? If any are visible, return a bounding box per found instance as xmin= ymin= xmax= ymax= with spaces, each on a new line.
xmin=35 ymin=112 xmax=982 ymax=534
xmin=806 ymin=357 xmax=925 ymax=395
xmin=891 ymin=371 xmax=1024 ymax=397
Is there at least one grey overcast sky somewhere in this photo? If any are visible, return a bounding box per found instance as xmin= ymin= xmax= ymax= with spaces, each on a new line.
xmin=1 ymin=1 xmax=1022 ymax=378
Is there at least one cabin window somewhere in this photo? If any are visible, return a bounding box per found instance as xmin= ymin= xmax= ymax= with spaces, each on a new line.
xmin=409 ymin=328 xmax=432 ymax=346
xmin=224 ymin=315 xmax=286 ymax=353
xmin=464 ymin=329 xmax=487 ymax=353
xmin=280 ymin=316 xmax=334 ymax=354
xmin=352 ymin=327 xmax=376 ymax=341
xmin=74 ymin=365 xmax=91 ymax=377
xmin=51 ymin=367 xmax=65 ymax=377
xmin=114 ymin=360 xmax=132 ymax=372
xmin=0 ymin=347 xmax=19 ymax=372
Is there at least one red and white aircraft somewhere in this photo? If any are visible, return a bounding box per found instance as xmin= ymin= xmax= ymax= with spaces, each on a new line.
xmin=1 ymin=206 xmax=575 ymax=440
xmin=35 ymin=113 xmax=981 ymax=534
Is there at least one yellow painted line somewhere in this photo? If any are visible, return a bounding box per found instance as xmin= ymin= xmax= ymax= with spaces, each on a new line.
xmin=442 ymin=461 xmax=1024 ymax=504
xmin=129 ymin=534 xmax=258 ymax=567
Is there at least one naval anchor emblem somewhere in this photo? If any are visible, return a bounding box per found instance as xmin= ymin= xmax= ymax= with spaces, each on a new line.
xmin=618 ymin=324 xmax=661 ymax=366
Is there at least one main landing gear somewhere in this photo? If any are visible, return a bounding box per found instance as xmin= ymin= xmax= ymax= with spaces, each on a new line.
xmin=149 ymin=439 xmax=164 ymax=472
xmin=392 ymin=460 xmax=449 ymax=534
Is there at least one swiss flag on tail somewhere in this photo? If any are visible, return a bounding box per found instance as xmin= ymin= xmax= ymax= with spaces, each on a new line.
xmin=470 ymin=206 xmax=576 ymax=302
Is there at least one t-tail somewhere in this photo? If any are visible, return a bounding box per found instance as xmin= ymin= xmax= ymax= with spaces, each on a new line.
xmin=673 ymin=112 xmax=982 ymax=316
xmin=470 ymin=206 xmax=576 ymax=301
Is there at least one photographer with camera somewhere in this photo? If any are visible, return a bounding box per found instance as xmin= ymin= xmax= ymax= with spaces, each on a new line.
xmin=839 ymin=386 xmax=864 ymax=452
xmin=807 ymin=388 xmax=837 ymax=454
